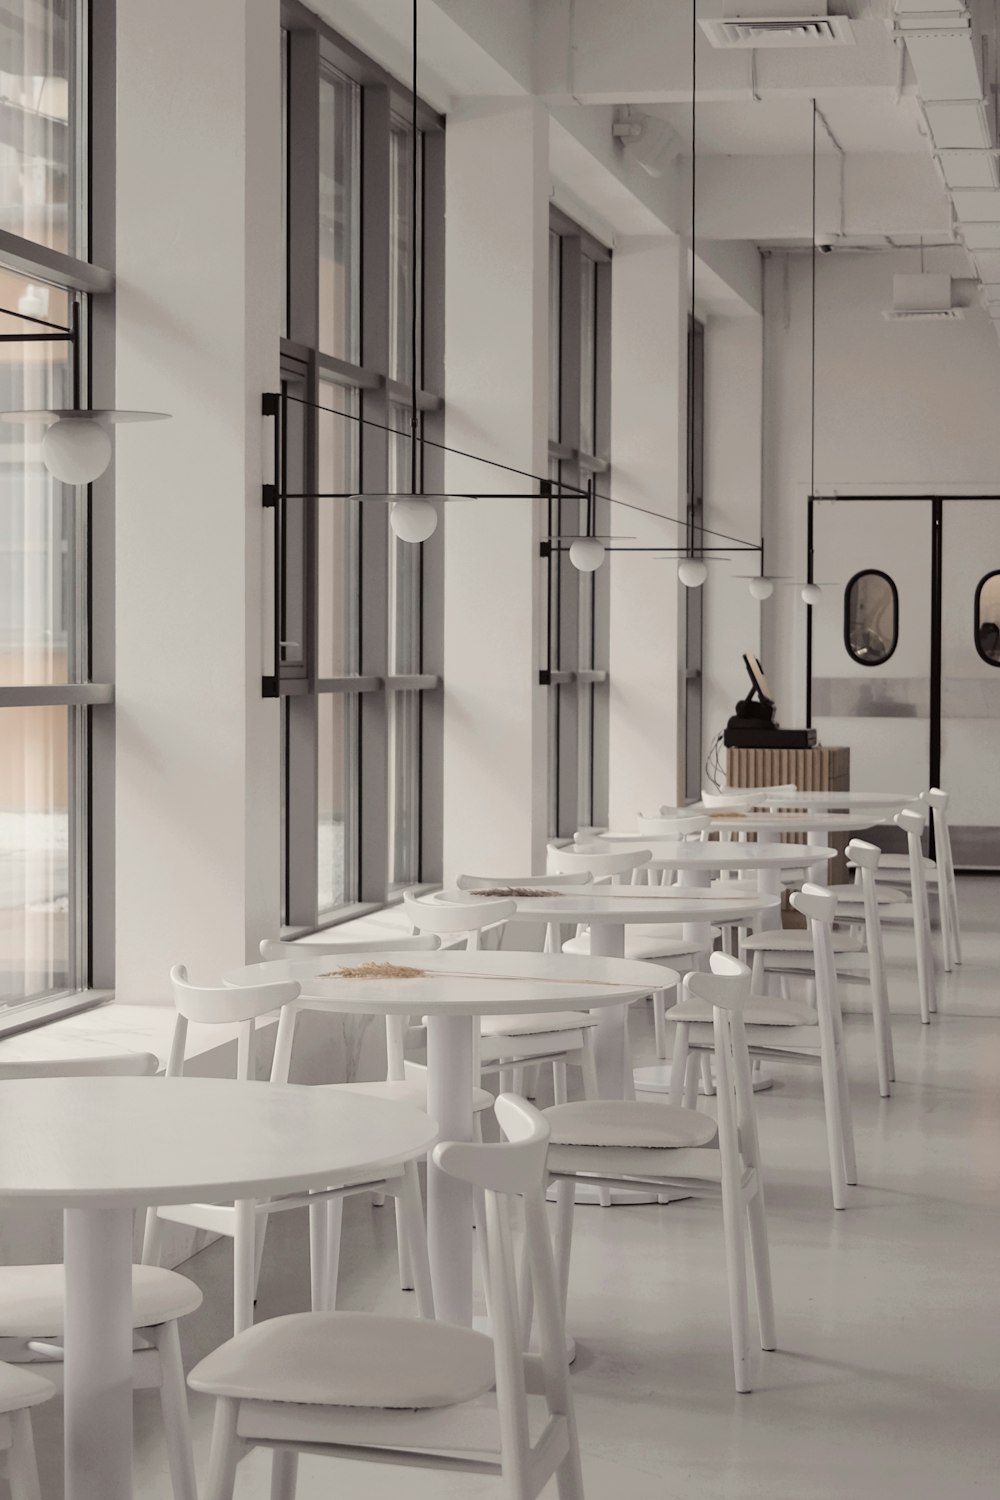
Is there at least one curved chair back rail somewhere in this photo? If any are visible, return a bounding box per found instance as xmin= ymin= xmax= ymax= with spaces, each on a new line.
xmin=547 ymin=843 xmax=652 ymax=881
xmin=259 ymin=934 xmax=440 ymax=963
xmin=456 ymin=871 xmax=592 ymax=890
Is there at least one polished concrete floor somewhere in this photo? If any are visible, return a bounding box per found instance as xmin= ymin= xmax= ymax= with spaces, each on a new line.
xmin=40 ymin=878 xmax=1000 ymax=1497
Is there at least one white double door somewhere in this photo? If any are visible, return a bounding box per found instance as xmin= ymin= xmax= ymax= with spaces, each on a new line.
xmin=810 ymin=496 xmax=1000 ymax=867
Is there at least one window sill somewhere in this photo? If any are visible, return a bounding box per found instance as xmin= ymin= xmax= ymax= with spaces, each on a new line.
xmin=0 ymin=994 xmax=248 ymax=1070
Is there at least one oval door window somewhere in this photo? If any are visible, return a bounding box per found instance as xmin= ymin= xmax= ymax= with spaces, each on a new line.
xmin=844 ymin=570 xmax=898 ymax=666
xmin=975 ymin=572 xmax=1000 ymax=666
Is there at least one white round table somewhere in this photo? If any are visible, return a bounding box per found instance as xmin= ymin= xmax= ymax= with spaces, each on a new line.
xmin=0 ymin=1077 xmax=437 ymax=1500
xmin=488 ymin=888 xmax=780 ymax=1097
xmin=707 ymin=809 xmax=892 ymax=886
xmin=225 ymin=948 xmax=667 ymax=1328
xmin=760 ymin=790 xmax=914 ymax=811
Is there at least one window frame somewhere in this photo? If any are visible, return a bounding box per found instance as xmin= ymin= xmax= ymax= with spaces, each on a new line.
xmin=545 ymin=210 xmax=611 ymax=839
xmin=278 ymin=2 xmax=444 ymax=933
xmin=844 ymin=568 xmax=899 ymax=668
xmin=0 ymin=0 xmax=115 ymax=1033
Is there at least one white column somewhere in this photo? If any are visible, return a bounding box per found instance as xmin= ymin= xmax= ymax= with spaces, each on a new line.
xmin=607 ymin=236 xmax=688 ymax=827
xmin=114 ymin=0 xmax=281 ymax=999
xmin=442 ymin=100 xmax=549 ymax=880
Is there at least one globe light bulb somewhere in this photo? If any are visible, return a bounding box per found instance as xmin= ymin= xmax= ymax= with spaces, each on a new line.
xmin=568 ymin=537 xmax=606 ymax=572
xmin=678 ymin=559 xmax=708 ymax=588
xmin=389 ymin=498 xmax=438 ymax=544
xmin=749 ymin=577 xmax=775 ymax=601
xmin=800 ymin=583 xmax=822 ymax=606
xmin=41 ymin=418 xmax=113 ymax=485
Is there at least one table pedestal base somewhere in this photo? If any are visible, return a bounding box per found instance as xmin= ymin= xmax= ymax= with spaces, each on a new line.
xmin=633 ymin=1063 xmax=775 ymax=1095
xmin=426 ymin=1015 xmax=475 ymax=1327
xmin=64 ymin=1204 xmax=134 ymax=1500
xmin=547 ymin=1180 xmax=691 ymax=1208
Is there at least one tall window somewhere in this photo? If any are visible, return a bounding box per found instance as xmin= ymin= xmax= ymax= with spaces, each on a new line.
xmin=0 ymin=0 xmax=110 ymax=1024
xmin=545 ymin=213 xmax=611 ymax=838
xmin=279 ymin=6 xmax=443 ymax=929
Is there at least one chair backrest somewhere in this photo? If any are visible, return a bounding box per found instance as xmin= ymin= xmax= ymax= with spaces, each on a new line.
xmin=637 ymin=812 xmax=711 ymax=839
xmin=926 ymin=787 xmax=957 ymax=883
xmin=700 ymin=789 xmax=754 ymax=811
xmin=259 ymin=934 xmax=439 ymax=963
xmin=685 ymin=954 xmax=761 ymax=1185
xmin=0 ymin=1052 xmax=159 ymax=1081
xmin=547 ymin=843 xmax=651 ymax=883
xmin=168 ymin=964 xmax=301 ymax=1080
xmin=404 ymin=890 xmax=516 ymax=951
xmin=434 ymin=1095 xmax=577 ymax=1486
xmin=456 ymin=872 xmax=592 ymax=890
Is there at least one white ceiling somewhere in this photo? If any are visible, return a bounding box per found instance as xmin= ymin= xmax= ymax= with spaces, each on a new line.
xmin=645 ymin=97 xmax=931 ymax=157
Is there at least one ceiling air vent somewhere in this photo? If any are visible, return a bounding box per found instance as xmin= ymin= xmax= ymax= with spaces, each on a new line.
xmin=882 ymin=274 xmax=964 ymax=321
xmin=700 ymin=15 xmax=854 ymax=48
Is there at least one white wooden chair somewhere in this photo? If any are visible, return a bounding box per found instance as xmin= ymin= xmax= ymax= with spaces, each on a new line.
xmin=0 ymin=1053 xmax=201 ymax=1500
xmin=858 ymin=808 xmax=937 ymax=1023
xmin=188 ymin=1095 xmax=584 ymax=1500
xmin=0 ymin=1362 xmax=55 ymax=1500
xmin=405 ymin=890 xmax=601 ymax=1101
xmin=546 ymin=955 xmax=775 ymax=1393
xmin=666 ymin=886 xmax=857 ymax=1210
xmin=142 ymin=966 xmax=433 ymax=1334
xmin=870 ymin=790 xmax=961 ymax=972
xmin=738 ymin=840 xmax=895 ymax=1098
xmin=258 ymin=933 xmax=493 ymax=1303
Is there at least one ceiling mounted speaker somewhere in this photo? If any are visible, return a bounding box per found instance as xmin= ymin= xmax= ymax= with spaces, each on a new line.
xmin=612 ymin=109 xmax=682 ymax=178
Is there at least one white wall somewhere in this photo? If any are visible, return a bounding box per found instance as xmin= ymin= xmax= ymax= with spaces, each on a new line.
xmin=762 ymin=247 xmax=1000 ymax=724
xmin=114 ymin=0 xmax=282 ymax=1000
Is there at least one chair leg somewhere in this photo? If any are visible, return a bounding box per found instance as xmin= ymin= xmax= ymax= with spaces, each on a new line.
xmin=653 ymin=990 xmax=668 ymax=1059
xmin=523 ymin=1062 xmax=542 ymax=1100
xmin=554 ymin=1422 xmax=586 ymax=1500
xmin=6 ymin=1410 xmax=42 ymax=1500
xmin=669 ymin=1023 xmax=689 ymax=1107
xmin=912 ymin=909 xmax=933 ymax=1024
xmin=700 ymin=1053 xmax=715 ymax=1097
xmin=746 ymin=1191 xmax=776 ymax=1352
xmin=683 ymin=1048 xmax=700 ymax=1110
xmin=395 ymin=1194 xmax=414 ymax=1291
xmin=552 ymin=1060 xmax=568 ymax=1105
xmin=309 ymin=1198 xmax=327 ymax=1312
xmin=750 ymin=949 xmax=766 ymax=993
xmin=234 ymin=1199 xmax=257 ymax=1334
xmin=153 ymin=1320 xmax=199 ymax=1500
xmin=579 ymin=1032 xmax=600 ymax=1101
xmin=553 ymin=1178 xmax=576 ymax=1313
xmin=141 ymin=1206 xmax=163 ymax=1267
xmin=270 ymin=1447 xmax=299 ymax=1500
xmin=869 ymin=968 xmax=891 ymax=1100
xmin=399 ymin=1159 xmax=435 ymax=1319
xmin=204 ymin=1397 xmax=242 ymax=1500
xmin=720 ymin=1166 xmax=751 ymax=1392
xmin=817 ymin=1043 xmax=849 ymax=1210
xmin=323 ymin=1196 xmax=344 ymax=1311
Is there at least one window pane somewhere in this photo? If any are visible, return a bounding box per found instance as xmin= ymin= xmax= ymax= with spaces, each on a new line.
xmin=845 ymin=571 xmax=897 ymax=666
xmin=389 ymin=125 xmax=423 ymax=388
xmin=317 ymin=692 xmax=357 ymax=913
xmin=976 ymin=573 xmax=1000 ymax=665
xmin=549 ymin=233 xmax=561 ymax=443
xmin=388 ymin=690 xmax=420 ymax=888
xmin=319 ymin=67 xmax=360 ymax=362
xmin=0 ymin=705 xmax=73 ymax=1005
xmin=0 ymin=277 xmax=76 ymax=686
xmin=580 ymin=256 xmax=597 ymax=455
xmin=0 ymin=0 xmax=77 ymax=254
xmin=317 ymin=381 xmax=359 ymax=677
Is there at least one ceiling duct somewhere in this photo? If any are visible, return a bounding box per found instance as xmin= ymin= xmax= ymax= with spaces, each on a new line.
xmin=700 ymin=5 xmax=853 ymax=47
xmin=894 ymin=0 xmax=1000 ymax=342
xmin=883 ymin=272 xmax=965 ymax=320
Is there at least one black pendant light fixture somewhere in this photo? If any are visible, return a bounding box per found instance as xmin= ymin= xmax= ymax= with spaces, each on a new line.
xmin=801 ymin=98 xmax=823 ymax=608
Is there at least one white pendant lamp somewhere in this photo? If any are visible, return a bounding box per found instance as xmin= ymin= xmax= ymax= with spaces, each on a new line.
xmin=569 ymin=537 xmax=606 ymax=572
xmin=749 ymin=576 xmax=775 ymax=601
xmin=0 ymin=409 xmax=169 ymax=485
xmin=678 ymin=558 xmax=708 ymax=588
xmin=389 ymin=497 xmax=438 ymax=543
xmin=801 ymin=582 xmax=822 ymax=606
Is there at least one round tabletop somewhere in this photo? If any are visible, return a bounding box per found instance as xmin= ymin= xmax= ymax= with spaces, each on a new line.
xmin=487 ymin=888 xmax=781 ymax=926
xmin=0 ymin=1077 xmax=438 ymax=1206
xmin=225 ymin=948 xmax=677 ymax=1015
xmin=760 ymin=791 xmax=913 ymax=810
xmin=708 ymin=810 xmax=890 ymax=834
xmin=578 ymin=839 xmax=836 ymax=870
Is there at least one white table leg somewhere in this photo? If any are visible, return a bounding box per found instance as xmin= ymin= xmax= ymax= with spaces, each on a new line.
xmin=754 ymin=831 xmax=784 ymax=931
xmin=64 ymin=1204 xmax=135 ymax=1500
xmin=587 ymin=923 xmax=631 ymax=1100
xmin=807 ymin=829 xmax=832 ymax=886
xmin=677 ymin=867 xmax=714 ymax=948
xmin=426 ymin=1014 xmax=475 ymax=1327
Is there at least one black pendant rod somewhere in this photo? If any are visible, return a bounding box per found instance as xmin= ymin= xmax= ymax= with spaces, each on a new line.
xmin=811 ymin=98 xmax=817 ymax=503
xmin=410 ymin=0 xmax=419 ymax=498
xmin=688 ymin=0 xmax=697 ymax=563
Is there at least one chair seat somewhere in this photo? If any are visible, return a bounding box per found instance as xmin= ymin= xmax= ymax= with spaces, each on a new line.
xmin=827 ymin=882 xmax=908 ymax=905
xmin=0 ymin=1361 xmax=55 ymax=1413
xmin=335 ymin=1077 xmax=494 ymax=1114
xmin=562 ymin=932 xmax=706 ymax=962
xmin=479 ymin=1011 xmax=598 ymax=1039
xmin=548 ymin=1141 xmax=726 ymax=1183
xmin=874 ymin=853 xmax=935 ymax=873
xmin=678 ymin=1019 xmax=820 ymax=1055
xmin=0 ymin=1264 xmax=203 ymax=1339
xmin=741 ymin=928 xmax=863 ymax=954
xmin=545 ymin=1099 xmax=717 ymax=1149
xmin=188 ymin=1311 xmax=495 ymax=1409
xmin=666 ymin=993 xmax=815 ymax=1027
